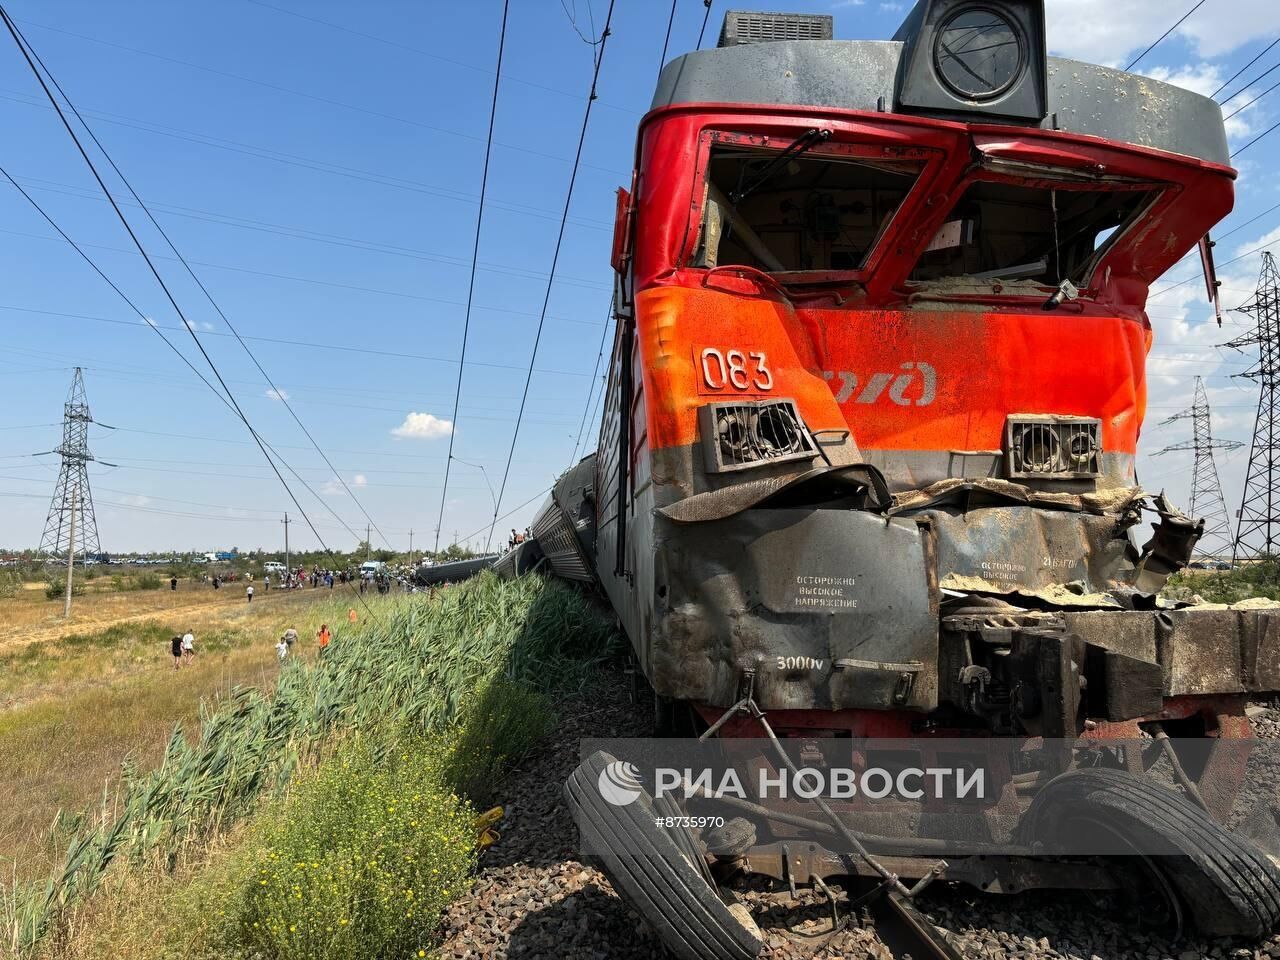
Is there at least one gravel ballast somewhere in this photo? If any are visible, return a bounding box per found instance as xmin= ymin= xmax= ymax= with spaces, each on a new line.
xmin=435 ymin=667 xmax=1280 ymax=959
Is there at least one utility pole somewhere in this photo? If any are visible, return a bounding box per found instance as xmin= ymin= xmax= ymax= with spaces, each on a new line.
xmin=1225 ymin=252 xmax=1280 ymax=561
xmin=63 ymin=487 xmax=76 ymax=618
xmin=408 ymin=528 xmax=414 ymax=567
xmin=366 ymin=524 xmax=371 ymax=560
xmin=1154 ymin=376 xmax=1243 ymax=561
xmin=281 ymin=512 xmax=291 ymax=573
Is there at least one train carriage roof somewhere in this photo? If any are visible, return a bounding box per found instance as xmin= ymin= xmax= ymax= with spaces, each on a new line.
xmin=653 ymin=38 xmax=1229 ymax=167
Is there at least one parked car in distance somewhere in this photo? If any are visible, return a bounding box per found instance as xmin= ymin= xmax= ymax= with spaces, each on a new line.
xmin=264 ymin=561 xmax=287 ymax=574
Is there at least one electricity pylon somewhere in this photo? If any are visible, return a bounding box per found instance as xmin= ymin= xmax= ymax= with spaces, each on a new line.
xmin=1224 ymin=251 xmax=1280 ymax=561
xmin=38 ymin=368 xmax=105 ymax=560
xmin=1154 ymin=376 xmax=1242 ymax=560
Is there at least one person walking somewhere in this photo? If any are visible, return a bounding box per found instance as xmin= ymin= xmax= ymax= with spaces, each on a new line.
xmin=181 ymin=630 xmax=195 ymax=664
xmin=170 ymin=634 xmax=183 ymax=670
xmin=317 ymin=623 xmax=331 ymax=656
xmin=276 ymin=637 xmax=288 ymax=662
xmin=212 ymin=575 xmax=220 ymax=590
xmin=246 ymin=583 xmax=254 ymax=604
xmin=170 ymin=575 xmax=178 ymax=592
xmin=348 ymin=607 xmax=357 ymax=626
xmin=281 ymin=626 xmax=298 ymax=650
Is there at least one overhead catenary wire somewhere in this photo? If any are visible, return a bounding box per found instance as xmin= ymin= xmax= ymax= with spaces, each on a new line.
xmin=658 ymin=0 xmax=678 ymax=75
xmin=569 ymin=297 xmax=615 ymax=467
xmin=0 ymin=86 xmax=618 ymax=232
xmin=696 ymin=0 xmax=715 ymax=51
xmin=435 ymin=0 xmax=509 ymax=554
xmin=13 ymin=17 xmax=627 ymax=178
xmin=0 ymin=166 xmax=383 ymax=562
xmin=0 ymin=301 xmax=599 ymax=377
xmin=1223 ymin=75 xmax=1280 ymax=120
xmin=1231 ymin=117 xmax=1280 ymax=158
xmin=5 ymin=13 xmax=396 ymax=553
xmin=486 ymin=0 xmax=618 ymax=552
xmin=1212 ymin=36 xmax=1280 ymax=98
xmin=1218 ymin=59 xmax=1280 ymax=114
xmin=0 ymin=6 xmax=382 ymax=621
xmin=1124 ymin=0 xmax=1209 ymax=72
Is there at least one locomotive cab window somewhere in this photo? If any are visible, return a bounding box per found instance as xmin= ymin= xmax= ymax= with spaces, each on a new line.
xmin=909 ymin=180 xmax=1159 ymax=286
xmin=691 ymin=141 xmax=924 ymax=275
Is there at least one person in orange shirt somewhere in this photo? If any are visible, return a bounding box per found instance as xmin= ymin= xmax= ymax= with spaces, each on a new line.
xmin=317 ymin=623 xmax=331 ymax=656
xmin=347 ymin=607 xmax=357 ymax=625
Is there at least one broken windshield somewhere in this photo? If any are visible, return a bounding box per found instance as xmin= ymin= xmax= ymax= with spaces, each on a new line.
xmin=690 ymin=142 xmax=925 ymax=276
xmin=909 ymin=180 xmax=1159 ymax=286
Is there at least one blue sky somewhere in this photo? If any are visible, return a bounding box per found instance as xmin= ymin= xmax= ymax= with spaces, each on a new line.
xmin=0 ymin=0 xmax=1278 ymax=555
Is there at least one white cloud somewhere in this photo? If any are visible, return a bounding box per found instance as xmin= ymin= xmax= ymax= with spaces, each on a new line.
xmin=1046 ymin=0 xmax=1280 ymax=65
xmin=320 ymin=476 xmax=346 ymax=497
xmin=266 ymin=388 xmax=289 ymax=401
xmin=832 ymin=0 xmax=865 ymax=7
xmin=121 ymin=494 xmax=151 ymax=507
xmin=353 ymin=474 xmax=367 ymax=487
xmin=182 ymin=318 xmax=215 ymax=333
xmin=143 ymin=317 xmax=158 ymax=328
xmin=391 ymin=412 xmax=453 ymax=440
xmin=879 ymin=1 xmax=903 ymax=10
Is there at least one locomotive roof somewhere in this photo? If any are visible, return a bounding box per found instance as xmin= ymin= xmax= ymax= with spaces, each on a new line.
xmin=652 ymin=40 xmax=1230 ymax=167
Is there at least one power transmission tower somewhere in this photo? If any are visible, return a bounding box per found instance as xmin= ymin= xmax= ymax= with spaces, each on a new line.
xmin=1225 ymin=251 xmax=1280 ymax=561
xmin=1154 ymin=376 xmax=1243 ymax=560
xmin=38 ymin=368 xmax=104 ymax=561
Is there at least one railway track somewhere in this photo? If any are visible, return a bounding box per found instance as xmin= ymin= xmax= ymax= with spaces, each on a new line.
xmin=871 ymin=890 xmax=965 ymax=960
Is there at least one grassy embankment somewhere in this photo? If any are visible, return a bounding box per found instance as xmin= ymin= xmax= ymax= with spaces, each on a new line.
xmin=0 ymin=583 xmax=337 ymax=887
xmin=1 ymin=573 xmax=618 ymax=960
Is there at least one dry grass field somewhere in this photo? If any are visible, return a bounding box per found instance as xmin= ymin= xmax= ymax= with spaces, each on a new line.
xmin=0 ymin=580 xmax=349 ymax=884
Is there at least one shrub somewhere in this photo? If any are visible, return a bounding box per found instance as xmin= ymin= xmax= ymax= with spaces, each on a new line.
xmin=0 ymin=571 xmax=20 ymax=599
xmin=136 ymin=574 xmax=162 ymax=591
xmin=441 ymin=678 xmax=554 ymax=807
xmin=44 ymin=577 xmax=84 ymax=600
xmin=235 ymin=740 xmax=475 ymax=960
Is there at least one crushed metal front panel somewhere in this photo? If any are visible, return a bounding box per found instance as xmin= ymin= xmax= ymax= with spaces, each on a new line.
xmin=649 ymin=508 xmax=939 ymax=711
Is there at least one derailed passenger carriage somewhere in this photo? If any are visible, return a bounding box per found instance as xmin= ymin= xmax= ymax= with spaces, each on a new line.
xmin=513 ymin=2 xmax=1280 ymax=954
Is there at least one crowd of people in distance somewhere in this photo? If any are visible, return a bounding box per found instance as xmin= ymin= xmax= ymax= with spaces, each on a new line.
xmin=507 ymin=528 xmax=530 ymax=550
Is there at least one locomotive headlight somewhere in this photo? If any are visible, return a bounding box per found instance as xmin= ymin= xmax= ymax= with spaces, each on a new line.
xmin=1005 ymin=415 xmax=1101 ymax=479
xmin=892 ymin=0 xmax=1047 ymax=123
xmin=715 ymin=409 xmax=754 ymax=461
xmin=700 ymin=399 xmax=818 ymax=474
xmin=933 ymin=8 xmax=1024 ymax=102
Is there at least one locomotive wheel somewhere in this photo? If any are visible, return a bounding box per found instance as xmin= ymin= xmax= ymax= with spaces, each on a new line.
xmin=1021 ymin=768 xmax=1280 ymax=937
xmin=564 ymin=750 xmax=764 ymax=960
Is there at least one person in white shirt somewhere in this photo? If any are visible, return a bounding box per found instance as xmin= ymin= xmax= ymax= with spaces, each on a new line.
xmin=181 ymin=631 xmax=195 ymax=664
xmin=246 ymin=584 xmax=255 ymax=603
xmin=276 ymin=638 xmax=288 ymax=662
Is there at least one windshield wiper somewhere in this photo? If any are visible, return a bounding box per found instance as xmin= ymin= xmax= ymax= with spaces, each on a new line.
xmin=729 ymin=128 xmax=831 ymax=206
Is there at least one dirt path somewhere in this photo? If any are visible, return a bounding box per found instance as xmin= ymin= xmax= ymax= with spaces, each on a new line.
xmin=0 ymin=585 xmax=331 ymax=651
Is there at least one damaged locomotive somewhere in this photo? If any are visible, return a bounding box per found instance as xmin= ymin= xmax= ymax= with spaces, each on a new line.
xmin=494 ymin=2 xmax=1280 ymax=955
